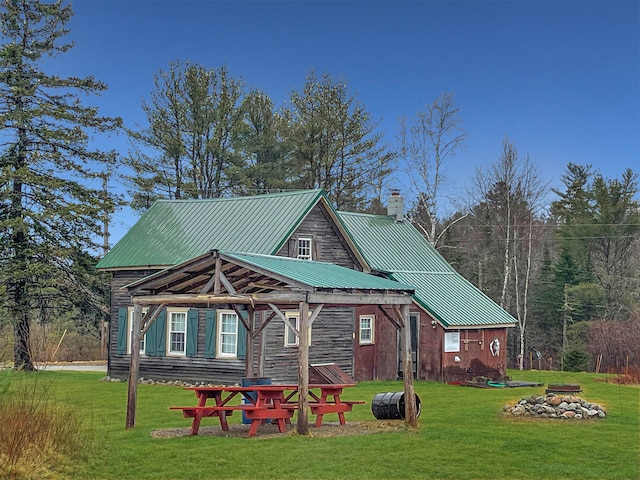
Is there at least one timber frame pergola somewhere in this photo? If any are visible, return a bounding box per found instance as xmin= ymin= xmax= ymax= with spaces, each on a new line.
xmin=123 ymin=250 xmax=418 ymax=435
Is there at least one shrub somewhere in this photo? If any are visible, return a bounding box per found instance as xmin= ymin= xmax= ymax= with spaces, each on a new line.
xmin=0 ymin=370 xmax=92 ymax=479
xmin=563 ymin=347 xmax=590 ymax=372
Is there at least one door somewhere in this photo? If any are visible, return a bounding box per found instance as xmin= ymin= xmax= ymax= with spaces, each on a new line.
xmin=397 ymin=313 xmax=419 ymax=379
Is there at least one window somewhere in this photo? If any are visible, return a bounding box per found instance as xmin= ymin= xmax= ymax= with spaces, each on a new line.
xmin=359 ymin=315 xmax=374 ymax=345
xmin=285 ymin=312 xmax=300 ymax=347
xmin=168 ymin=311 xmax=187 ymax=355
xmin=297 ymin=237 xmax=312 ymax=260
xmin=284 ymin=311 xmax=312 ymax=347
xmin=218 ymin=310 xmax=238 ymax=357
xmin=444 ymin=331 xmax=460 ymax=352
xmin=127 ymin=307 xmax=148 ymax=355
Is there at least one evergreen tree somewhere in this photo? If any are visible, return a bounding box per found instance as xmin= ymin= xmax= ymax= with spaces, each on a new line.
xmin=237 ymin=89 xmax=291 ymax=194
xmin=285 ymin=70 xmax=394 ymax=211
xmin=0 ymin=0 xmax=120 ymax=369
xmin=125 ymin=62 xmax=246 ymax=208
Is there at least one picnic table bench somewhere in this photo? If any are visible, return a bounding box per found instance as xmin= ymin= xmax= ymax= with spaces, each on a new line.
xmin=170 ymin=383 xmax=363 ymax=436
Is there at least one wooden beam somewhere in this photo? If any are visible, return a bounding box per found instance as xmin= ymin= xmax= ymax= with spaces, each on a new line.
xmin=252 ymin=310 xmax=277 ymax=337
xmin=246 ymin=305 xmax=254 ymax=377
xmin=230 ymin=303 xmax=251 ymax=332
xmin=248 ymin=282 xmax=288 ymax=291
xmin=306 ymin=292 xmax=412 ymax=305
xmin=219 ymin=271 xmax=236 ymax=294
xmin=267 ymin=303 xmax=299 ymax=338
xmin=126 ymin=304 xmax=142 ymax=429
xmin=132 ymin=292 xmax=307 ymax=306
xmin=377 ymin=305 xmax=402 ymax=331
xmin=308 ymin=304 xmax=324 ymax=326
xmin=401 ymin=304 xmax=418 ymax=428
xmin=297 ymin=301 xmax=310 ymax=435
xmin=213 ymin=256 xmax=222 ymax=294
xmin=199 ymin=274 xmax=217 ymax=294
xmin=140 ymin=304 xmax=165 ymax=336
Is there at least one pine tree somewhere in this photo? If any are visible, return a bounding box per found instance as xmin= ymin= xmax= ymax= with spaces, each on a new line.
xmin=285 ymin=70 xmax=394 ymax=211
xmin=0 ymin=0 xmax=121 ymax=369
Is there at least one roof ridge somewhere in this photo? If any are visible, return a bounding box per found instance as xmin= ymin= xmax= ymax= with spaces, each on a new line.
xmin=388 ymin=270 xmax=456 ymax=274
xmin=154 ymin=189 xmax=323 ymax=204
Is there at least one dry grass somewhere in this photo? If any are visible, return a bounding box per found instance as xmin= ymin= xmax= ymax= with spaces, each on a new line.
xmin=596 ymin=366 xmax=640 ymax=385
xmin=151 ymin=419 xmax=406 ymax=439
xmin=0 ymin=371 xmax=92 ymax=480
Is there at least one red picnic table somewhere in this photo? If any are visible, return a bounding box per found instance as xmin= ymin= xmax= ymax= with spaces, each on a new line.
xmin=170 ymin=383 xmax=364 ymax=436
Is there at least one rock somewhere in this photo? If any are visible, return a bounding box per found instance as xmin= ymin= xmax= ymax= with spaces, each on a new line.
xmin=503 ymin=392 xmax=607 ymax=421
xmin=549 ymin=396 xmax=562 ymax=406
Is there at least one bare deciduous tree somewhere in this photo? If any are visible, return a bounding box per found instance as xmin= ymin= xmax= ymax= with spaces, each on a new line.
xmin=399 ymin=92 xmax=466 ymax=246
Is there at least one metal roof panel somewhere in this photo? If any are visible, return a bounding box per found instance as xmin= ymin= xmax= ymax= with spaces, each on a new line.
xmin=96 ymin=190 xmax=324 ymax=269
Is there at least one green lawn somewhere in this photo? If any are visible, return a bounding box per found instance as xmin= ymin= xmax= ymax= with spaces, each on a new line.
xmin=16 ymin=370 xmax=640 ymax=479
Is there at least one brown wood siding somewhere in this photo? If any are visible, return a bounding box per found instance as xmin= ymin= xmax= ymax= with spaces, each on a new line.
xmin=442 ymin=327 xmax=508 ymax=382
xmin=417 ymin=310 xmax=443 ymax=381
xmin=275 ymin=202 xmax=361 ymax=270
xmin=110 ymin=271 xmax=246 ymax=383
xmin=109 ymin=271 xmax=356 ymax=384
xmin=353 ymin=305 xmax=399 ymax=381
xmin=257 ymin=306 xmax=355 ymax=383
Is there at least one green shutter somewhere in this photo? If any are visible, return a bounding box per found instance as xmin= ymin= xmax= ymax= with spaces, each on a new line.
xmin=145 ymin=316 xmax=156 ymax=356
xmin=205 ymin=309 xmax=217 ymax=359
xmin=117 ymin=308 xmax=128 ymax=355
xmin=155 ymin=309 xmax=167 ymax=356
xmin=237 ymin=311 xmax=248 ymax=360
xmin=186 ymin=309 xmax=199 ymax=357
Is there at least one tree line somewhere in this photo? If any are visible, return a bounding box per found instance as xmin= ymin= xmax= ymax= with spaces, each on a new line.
xmin=1 ymin=0 xmax=638 ymax=372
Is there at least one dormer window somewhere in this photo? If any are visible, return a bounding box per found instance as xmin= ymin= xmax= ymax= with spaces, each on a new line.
xmin=297 ymin=237 xmax=312 ymax=260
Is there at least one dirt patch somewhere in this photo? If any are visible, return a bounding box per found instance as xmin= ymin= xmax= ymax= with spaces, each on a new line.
xmin=152 ymin=420 xmax=407 ymax=439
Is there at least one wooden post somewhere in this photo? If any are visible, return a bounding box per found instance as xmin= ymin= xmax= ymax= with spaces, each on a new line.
xmin=401 ymin=304 xmax=418 ymax=428
xmin=126 ymin=304 xmax=142 ymax=429
xmin=297 ymin=301 xmax=310 ymax=435
xmin=246 ymin=306 xmax=254 ymax=377
xmin=258 ymin=311 xmax=266 ymax=377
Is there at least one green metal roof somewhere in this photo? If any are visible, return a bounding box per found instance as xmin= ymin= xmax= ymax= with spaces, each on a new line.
xmin=224 ymin=252 xmax=414 ymax=291
xmin=390 ymin=272 xmax=515 ymax=327
xmin=96 ymin=190 xmax=325 ymax=269
xmin=337 ymin=211 xmax=515 ymax=328
xmin=337 ymin=212 xmax=454 ymax=273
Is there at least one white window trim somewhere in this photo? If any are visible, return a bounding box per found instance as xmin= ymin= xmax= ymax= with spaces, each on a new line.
xmin=217 ymin=309 xmax=238 ymax=359
xmin=359 ymin=314 xmax=375 ymax=345
xmin=444 ymin=330 xmax=461 ymax=353
xmin=297 ymin=237 xmax=312 ymax=260
xmin=284 ymin=311 xmax=312 ymax=347
xmin=167 ymin=308 xmax=189 ymax=357
xmin=127 ymin=307 xmax=148 ymax=355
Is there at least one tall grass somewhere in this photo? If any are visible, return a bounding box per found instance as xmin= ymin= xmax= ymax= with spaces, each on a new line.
xmin=0 ymin=370 xmax=92 ymax=480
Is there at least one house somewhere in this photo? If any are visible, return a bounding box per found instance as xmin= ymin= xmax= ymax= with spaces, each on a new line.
xmin=97 ymin=189 xmax=515 ymax=384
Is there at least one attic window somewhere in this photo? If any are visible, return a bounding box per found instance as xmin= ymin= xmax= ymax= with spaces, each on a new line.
xmin=297 ymin=237 xmax=312 ymax=260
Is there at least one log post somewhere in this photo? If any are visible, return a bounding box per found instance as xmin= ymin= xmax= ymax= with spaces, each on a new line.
xmin=401 ymin=304 xmax=418 ymax=427
xmin=246 ymin=306 xmax=254 ymax=377
xmin=126 ymin=303 xmax=142 ymax=429
xmin=297 ymin=301 xmax=310 ymax=435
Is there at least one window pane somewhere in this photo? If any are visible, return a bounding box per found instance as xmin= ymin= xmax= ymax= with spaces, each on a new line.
xmin=297 ymin=238 xmax=312 ymax=260
xmin=360 ymin=316 xmax=373 ymax=344
xmin=170 ymin=312 xmax=187 ymax=354
xmin=220 ymin=313 xmax=237 ymax=355
xmin=285 ymin=315 xmax=299 ymax=346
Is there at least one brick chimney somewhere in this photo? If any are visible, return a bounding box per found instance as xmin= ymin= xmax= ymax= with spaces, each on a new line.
xmin=387 ymin=189 xmax=404 ymax=222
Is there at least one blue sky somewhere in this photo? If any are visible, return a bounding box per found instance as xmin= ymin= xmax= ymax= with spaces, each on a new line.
xmin=55 ymin=0 xmax=639 ymax=244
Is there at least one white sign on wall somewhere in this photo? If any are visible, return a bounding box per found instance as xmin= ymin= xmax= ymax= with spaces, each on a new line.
xmin=444 ymin=331 xmax=460 ymax=352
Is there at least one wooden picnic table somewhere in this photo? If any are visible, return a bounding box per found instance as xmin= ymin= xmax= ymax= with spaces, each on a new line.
xmin=170 ymin=383 xmax=364 ymax=436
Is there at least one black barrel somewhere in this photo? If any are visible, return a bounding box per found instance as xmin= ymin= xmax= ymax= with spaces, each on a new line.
xmin=371 ymin=392 xmax=421 ymax=420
